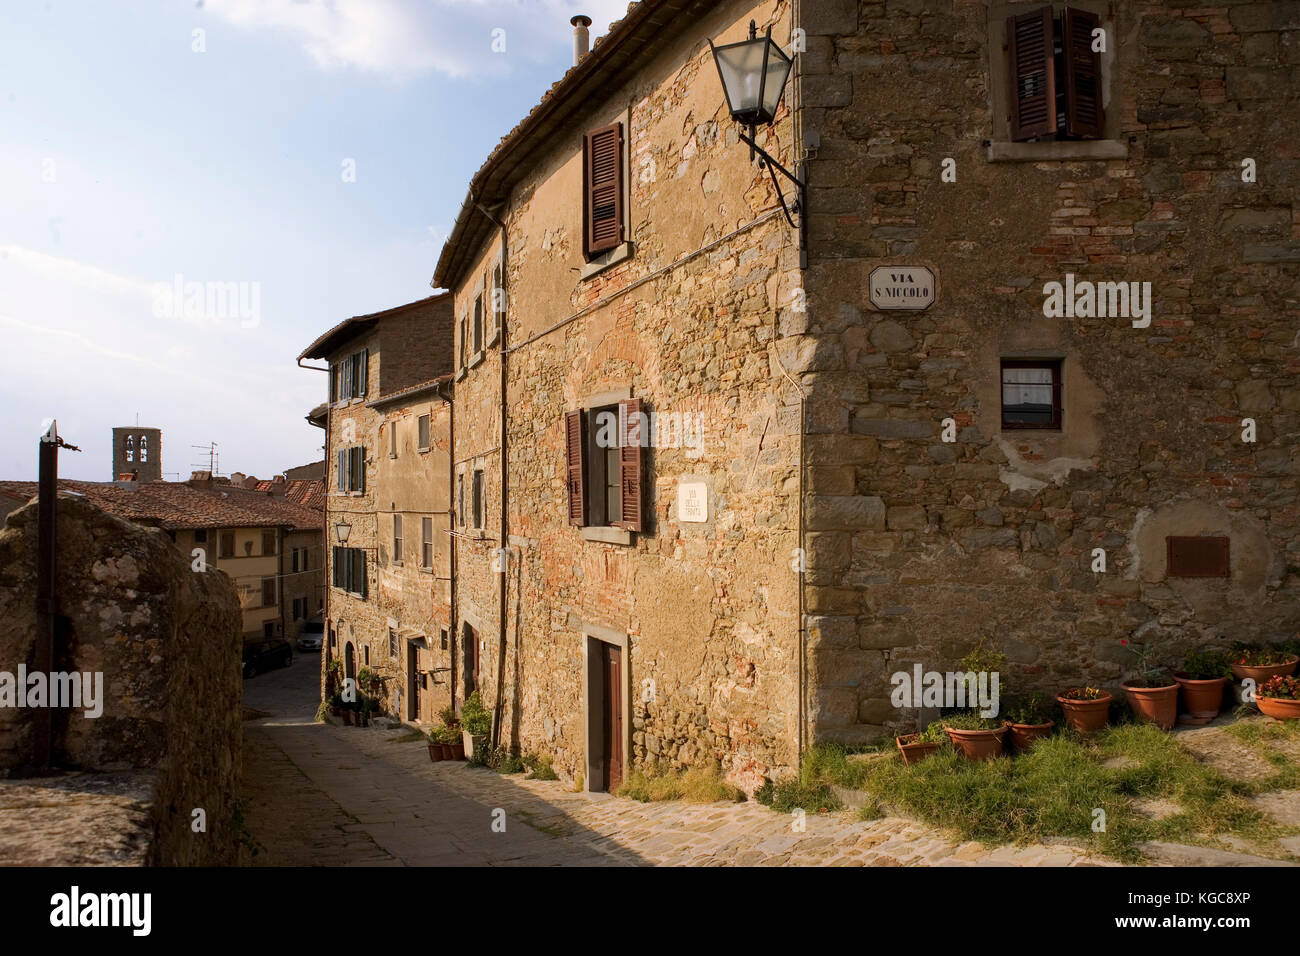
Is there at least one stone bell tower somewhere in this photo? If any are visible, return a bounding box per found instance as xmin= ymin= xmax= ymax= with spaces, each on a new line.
xmin=111 ymin=426 xmax=162 ymax=483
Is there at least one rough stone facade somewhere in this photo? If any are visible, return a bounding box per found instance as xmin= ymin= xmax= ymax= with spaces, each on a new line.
xmin=434 ymin=0 xmax=1298 ymax=787
xmin=799 ymin=0 xmax=1300 ymax=742
xmin=0 ymin=496 xmax=243 ymax=865
xmin=311 ymin=295 xmax=455 ymax=718
xmin=446 ymin=0 xmax=803 ymax=791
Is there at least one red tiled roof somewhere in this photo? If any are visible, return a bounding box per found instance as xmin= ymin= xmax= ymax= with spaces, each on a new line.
xmin=0 ymin=479 xmax=323 ymax=532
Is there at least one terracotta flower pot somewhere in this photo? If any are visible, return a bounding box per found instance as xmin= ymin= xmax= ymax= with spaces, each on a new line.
xmin=331 ymin=706 xmax=343 ymax=718
xmin=450 ymin=740 xmax=466 ymax=761
xmin=1256 ymin=696 xmax=1300 ymax=721
xmin=1122 ymin=681 xmax=1179 ymax=730
xmin=427 ymin=743 xmax=444 ymax=763
xmin=943 ymin=724 xmax=1007 ymax=761
xmin=342 ymin=710 xmax=355 ymax=726
xmin=1009 ymin=721 xmax=1054 ymax=752
xmin=1057 ymin=692 xmax=1112 ymax=733
xmin=895 ymin=734 xmax=940 ymax=765
xmin=1173 ymin=673 xmax=1227 ymax=724
xmin=1231 ymin=656 xmax=1299 ymax=685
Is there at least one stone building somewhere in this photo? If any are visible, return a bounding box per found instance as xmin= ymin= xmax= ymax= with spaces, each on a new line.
xmin=111 ymin=425 xmax=162 ymax=483
xmin=298 ymin=294 xmax=455 ymax=721
xmin=431 ymin=0 xmax=1299 ymax=791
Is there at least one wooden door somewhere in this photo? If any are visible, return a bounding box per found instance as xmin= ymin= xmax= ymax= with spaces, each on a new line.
xmin=602 ymin=644 xmax=623 ymax=793
xmin=407 ymin=642 xmax=419 ymax=721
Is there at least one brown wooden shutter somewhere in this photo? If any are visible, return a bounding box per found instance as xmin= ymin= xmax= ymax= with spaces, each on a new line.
xmin=565 ymin=410 xmax=587 ymax=527
xmin=616 ymin=399 xmax=644 ymax=533
xmin=1006 ymin=6 xmax=1057 ymax=142
xmin=359 ymin=348 xmax=368 ymax=396
xmin=584 ymin=123 xmax=623 ymax=258
xmin=1062 ymin=6 xmax=1103 ymax=138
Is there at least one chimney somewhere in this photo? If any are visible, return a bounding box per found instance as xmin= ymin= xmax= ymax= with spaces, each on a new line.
xmin=571 ymin=14 xmax=592 ymax=66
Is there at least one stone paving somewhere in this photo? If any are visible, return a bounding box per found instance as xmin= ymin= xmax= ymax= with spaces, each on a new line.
xmin=239 ymin=652 xmax=1110 ymax=866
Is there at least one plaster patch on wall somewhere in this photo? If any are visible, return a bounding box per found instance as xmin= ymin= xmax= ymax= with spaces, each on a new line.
xmin=1127 ymin=506 xmax=1153 ymax=581
xmin=996 ymin=438 xmax=1095 ymax=490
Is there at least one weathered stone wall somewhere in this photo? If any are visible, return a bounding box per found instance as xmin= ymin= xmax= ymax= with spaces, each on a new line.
xmin=0 ymin=496 xmax=242 ymax=865
xmin=799 ymin=0 xmax=1300 ymax=742
xmin=452 ymin=0 xmax=804 ymax=789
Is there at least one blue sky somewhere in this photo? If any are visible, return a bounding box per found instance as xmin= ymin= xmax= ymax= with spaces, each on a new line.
xmin=0 ymin=0 xmax=627 ymax=481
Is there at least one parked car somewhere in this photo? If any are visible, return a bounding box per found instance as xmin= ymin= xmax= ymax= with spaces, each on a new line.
xmin=243 ymin=638 xmax=292 ymax=678
xmin=297 ymin=615 xmax=324 ymax=651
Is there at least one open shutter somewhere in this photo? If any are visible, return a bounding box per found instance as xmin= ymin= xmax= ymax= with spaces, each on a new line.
xmin=336 ymin=448 xmax=347 ymax=491
xmin=358 ymin=348 xmax=369 ymax=396
xmin=616 ymin=399 xmax=644 ymax=533
xmin=332 ymin=547 xmax=341 ymax=588
xmin=1062 ymin=6 xmax=1103 ymax=138
xmin=355 ymin=550 xmax=367 ymax=599
xmin=565 ymin=410 xmax=587 ymax=527
xmin=584 ymin=123 xmax=623 ymax=257
xmin=329 ymin=363 xmax=338 ymax=402
xmin=1006 ymin=6 xmax=1056 ymax=141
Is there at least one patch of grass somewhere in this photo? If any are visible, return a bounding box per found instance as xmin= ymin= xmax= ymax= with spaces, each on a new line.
xmin=389 ymin=730 xmax=427 ymax=743
xmin=618 ymin=762 xmax=743 ymax=803
xmin=524 ymin=753 xmax=560 ymax=780
xmin=778 ymin=723 xmax=1297 ymax=861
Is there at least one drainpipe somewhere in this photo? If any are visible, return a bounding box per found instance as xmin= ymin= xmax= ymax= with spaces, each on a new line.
xmin=438 ymin=378 xmax=458 ymax=709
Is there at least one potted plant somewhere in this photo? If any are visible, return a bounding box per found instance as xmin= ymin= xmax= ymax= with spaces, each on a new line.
xmin=1174 ymin=649 xmax=1232 ymax=724
xmin=427 ymin=728 xmax=445 ymax=762
xmin=941 ymin=712 xmax=1008 ymax=761
xmin=459 ymin=691 xmax=492 ymax=759
xmin=325 ymin=658 xmax=343 ymax=697
xmin=1255 ymin=675 xmax=1300 ymax=721
xmin=1120 ymin=639 xmax=1178 ymax=730
xmin=895 ymin=721 xmax=946 ymax=765
xmin=1006 ymin=691 xmax=1055 ymax=752
xmin=1057 ymin=686 xmax=1112 ymax=733
xmin=328 ymin=692 xmax=344 ymax=718
xmin=1231 ymin=647 xmax=1299 ymax=684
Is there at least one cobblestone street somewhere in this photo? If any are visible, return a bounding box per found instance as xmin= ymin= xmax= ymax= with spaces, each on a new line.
xmin=239 ymin=656 xmax=1111 ymax=867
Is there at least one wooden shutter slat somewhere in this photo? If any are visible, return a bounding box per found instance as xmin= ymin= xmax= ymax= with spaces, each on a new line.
xmin=565 ymin=410 xmax=587 ymax=527
xmin=617 ymin=399 xmax=644 ymax=532
xmin=1006 ymin=6 xmax=1057 ymax=141
xmin=1063 ymin=6 xmax=1103 ymax=138
xmin=584 ymin=123 xmax=623 ymax=257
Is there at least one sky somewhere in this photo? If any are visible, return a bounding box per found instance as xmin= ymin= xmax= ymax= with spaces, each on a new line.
xmin=0 ymin=0 xmax=629 ymax=481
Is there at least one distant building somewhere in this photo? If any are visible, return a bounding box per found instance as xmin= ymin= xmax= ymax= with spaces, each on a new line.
xmin=112 ymin=426 xmax=161 ymax=484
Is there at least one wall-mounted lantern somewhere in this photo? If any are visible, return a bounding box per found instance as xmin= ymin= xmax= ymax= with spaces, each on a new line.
xmin=335 ymin=520 xmax=352 ymax=544
xmin=709 ymin=20 xmax=805 ymax=262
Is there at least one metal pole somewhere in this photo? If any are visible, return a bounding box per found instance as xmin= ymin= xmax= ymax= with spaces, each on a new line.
xmin=33 ymin=429 xmax=57 ymax=770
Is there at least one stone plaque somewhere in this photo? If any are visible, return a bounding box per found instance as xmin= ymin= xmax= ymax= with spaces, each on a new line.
xmin=678 ymin=482 xmax=708 ymax=523
xmin=869 ymin=266 xmax=936 ymax=311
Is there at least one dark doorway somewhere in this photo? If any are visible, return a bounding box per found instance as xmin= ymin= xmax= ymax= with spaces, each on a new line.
xmin=406 ymin=641 xmax=420 ymax=721
xmin=461 ymin=623 xmax=479 ymax=697
xmin=344 ymin=642 xmax=355 ymax=682
xmin=601 ymin=643 xmax=623 ymax=793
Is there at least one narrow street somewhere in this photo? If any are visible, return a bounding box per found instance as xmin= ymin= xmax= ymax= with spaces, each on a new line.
xmin=238 ymin=654 xmax=1108 ymax=867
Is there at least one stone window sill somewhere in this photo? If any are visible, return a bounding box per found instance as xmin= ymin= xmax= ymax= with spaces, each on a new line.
xmin=581 ymin=526 xmax=633 ymax=546
xmin=986 ymin=140 xmax=1127 ymax=163
xmin=455 ymin=368 xmax=467 ymax=382
xmin=418 ymin=446 xmax=431 ymax=454
xmin=469 ymin=351 xmax=485 ymax=369
xmin=580 ymin=241 xmax=633 ymax=281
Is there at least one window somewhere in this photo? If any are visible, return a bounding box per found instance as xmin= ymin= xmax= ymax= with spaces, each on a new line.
xmin=1003 ymin=5 xmax=1104 ymax=142
xmin=194 ymin=529 xmax=208 ymax=543
xmin=262 ymin=531 xmax=276 ymax=556
xmin=472 ymin=292 xmax=483 ymax=354
xmin=393 ymin=514 xmax=403 ymax=565
xmin=336 ymin=446 xmax=366 ymax=492
xmin=330 ymin=349 xmax=369 ymax=403
xmin=219 ymin=531 xmax=236 ymax=558
xmin=421 ymin=517 xmax=433 ymax=569
xmin=440 ymin=628 xmax=448 ymax=651
xmin=139 ymin=436 xmax=148 ymax=463
xmin=388 ymin=629 xmax=397 ymax=658
xmin=1167 ymin=537 xmax=1230 ymax=578
xmin=564 ymin=398 xmax=644 ymax=531
xmin=264 ymin=621 xmax=276 ymax=639
xmin=292 ymin=597 xmax=305 ymax=620
xmin=125 ymin=435 xmax=134 ymax=463
xmin=1001 ymin=360 xmax=1062 ymax=429
xmin=459 ymin=310 xmax=468 ymax=371
xmin=291 ymin=548 xmax=299 ymax=573
xmin=364 ymin=645 xmax=370 ymax=666
xmin=489 ymin=260 xmax=504 ymax=345
xmin=418 ymin=414 xmax=431 ymax=452
xmin=583 ymin=122 xmax=624 ymax=259
xmin=472 ymin=469 xmax=484 ymax=530
xmin=261 ymin=576 xmax=276 ymax=607
xmin=457 ymin=473 xmax=465 ymax=529
xmin=390 ymin=422 xmax=398 ymax=458
xmin=331 ymin=546 xmax=368 ymax=598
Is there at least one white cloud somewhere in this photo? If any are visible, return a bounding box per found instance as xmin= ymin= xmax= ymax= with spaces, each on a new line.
xmin=0 ymin=244 xmax=156 ymax=300
xmin=202 ymin=0 xmax=634 ymax=79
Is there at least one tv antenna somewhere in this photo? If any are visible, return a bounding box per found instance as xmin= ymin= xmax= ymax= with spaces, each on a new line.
xmin=191 ymin=441 xmax=219 ymax=475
